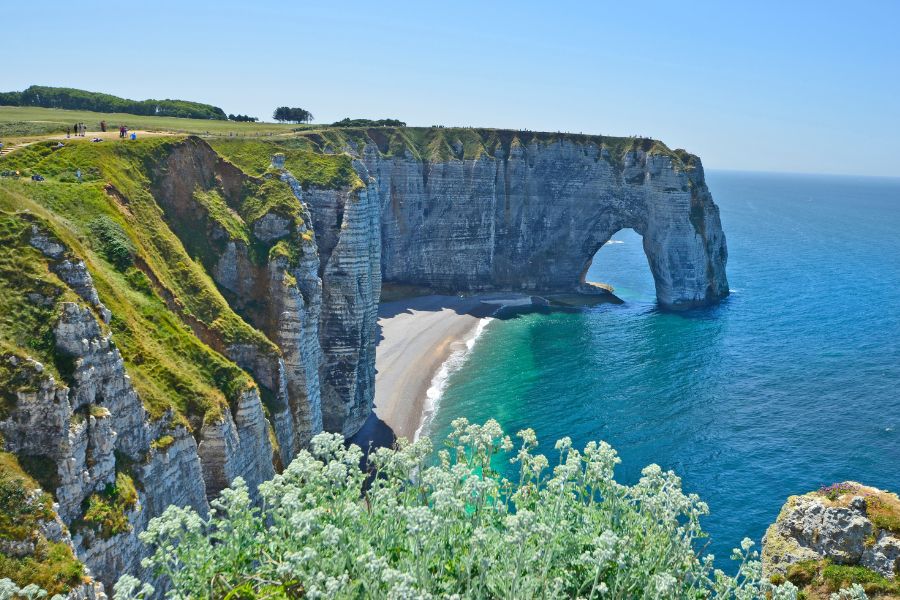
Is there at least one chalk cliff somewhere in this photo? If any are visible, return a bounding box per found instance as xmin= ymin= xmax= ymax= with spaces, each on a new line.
xmin=0 ymin=127 xmax=728 ymax=594
xmin=361 ymin=132 xmax=727 ymax=308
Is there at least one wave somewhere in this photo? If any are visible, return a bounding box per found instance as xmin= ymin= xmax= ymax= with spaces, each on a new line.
xmin=414 ymin=316 xmax=494 ymax=441
xmin=604 ymin=240 xmax=624 ymax=245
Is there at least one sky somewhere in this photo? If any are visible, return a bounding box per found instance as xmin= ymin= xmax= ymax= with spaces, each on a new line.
xmin=5 ymin=1 xmax=899 ymax=176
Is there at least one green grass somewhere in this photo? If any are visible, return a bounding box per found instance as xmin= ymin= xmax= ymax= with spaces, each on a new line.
xmin=0 ymin=212 xmax=80 ymax=408
xmin=866 ymin=493 xmax=900 ymax=535
xmin=821 ymin=563 xmax=900 ymax=594
xmin=1 ymin=106 xmax=700 ymax=176
xmin=0 ymin=452 xmax=85 ymax=596
xmin=0 ymin=106 xmax=303 ymax=141
xmin=0 ymin=139 xmax=271 ymax=426
xmin=209 ymin=138 xmax=365 ymax=190
xmin=150 ymin=435 xmax=175 ymax=452
xmin=786 ymin=560 xmax=820 ymax=587
xmin=76 ymin=472 xmax=138 ymax=539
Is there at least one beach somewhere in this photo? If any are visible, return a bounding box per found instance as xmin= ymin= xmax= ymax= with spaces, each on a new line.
xmin=373 ymin=294 xmax=530 ymax=441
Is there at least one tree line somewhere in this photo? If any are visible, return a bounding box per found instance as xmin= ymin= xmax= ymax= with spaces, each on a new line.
xmin=0 ymin=85 xmax=227 ymax=120
xmin=332 ymin=117 xmax=406 ymax=127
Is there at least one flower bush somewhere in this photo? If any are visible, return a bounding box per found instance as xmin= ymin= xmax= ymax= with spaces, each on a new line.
xmin=117 ymin=419 xmax=802 ymax=599
xmin=818 ymin=483 xmax=859 ymax=501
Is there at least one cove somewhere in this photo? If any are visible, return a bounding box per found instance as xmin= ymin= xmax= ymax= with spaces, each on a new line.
xmin=424 ymin=170 xmax=900 ymax=564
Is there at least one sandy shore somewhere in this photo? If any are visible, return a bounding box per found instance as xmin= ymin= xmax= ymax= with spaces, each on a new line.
xmin=373 ymin=294 xmax=528 ymax=441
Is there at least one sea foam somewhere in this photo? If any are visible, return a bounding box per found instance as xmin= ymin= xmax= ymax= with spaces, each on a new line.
xmin=415 ymin=316 xmax=494 ymax=441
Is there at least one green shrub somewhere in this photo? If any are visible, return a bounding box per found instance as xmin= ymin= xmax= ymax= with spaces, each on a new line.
xmin=821 ymin=563 xmax=899 ymax=594
xmin=865 ymin=494 xmax=900 ymax=535
xmin=88 ymin=215 xmax=134 ymax=271
xmin=122 ymin=420 xmax=797 ymax=599
xmin=150 ymin=435 xmax=174 ymax=451
xmin=0 ymin=540 xmax=85 ymax=597
xmin=786 ymin=560 xmax=820 ymax=586
xmin=0 ymin=453 xmax=84 ymax=596
xmin=79 ymin=472 xmax=138 ymax=539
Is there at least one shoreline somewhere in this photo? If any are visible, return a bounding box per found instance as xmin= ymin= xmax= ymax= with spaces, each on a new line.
xmin=372 ymin=293 xmax=531 ymax=442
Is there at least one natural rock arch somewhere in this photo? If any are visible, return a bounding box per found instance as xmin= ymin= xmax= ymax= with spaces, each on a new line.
xmin=368 ymin=138 xmax=729 ymax=308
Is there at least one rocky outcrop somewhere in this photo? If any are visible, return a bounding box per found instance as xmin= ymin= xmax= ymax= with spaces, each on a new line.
xmin=366 ymin=137 xmax=728 ymax=309
xmin=292 ymin=163 xmax=381 ymax=437
xmin=151 ymin=138 xmax=326 ymax=453
xmin=197 ymin=388 xmax=274 ymax=498
xmin=763 ymin=483 xmax=900 ymax=581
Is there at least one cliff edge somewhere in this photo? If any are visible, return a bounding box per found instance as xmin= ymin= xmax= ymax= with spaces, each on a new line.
xmin=763 ymin=482 xmax=900 ymax=598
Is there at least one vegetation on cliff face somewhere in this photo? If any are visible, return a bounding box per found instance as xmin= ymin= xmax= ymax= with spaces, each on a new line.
xmin=75 ymin=472 xmax=139 ymax=539
xmin=0 ymin=452 xmax=84 ymax=596
xmin=775 ymin=559 xmax=899 ymax=598
xmin=118 ymin=420 xmax=795 ymax=600
xmin=0 ymin=212 xmax=79 ymax=402
xmin=0 ymin=139 xmax=272 ymax=426
xmin=209 ymin=138 xmax=365 ymax=190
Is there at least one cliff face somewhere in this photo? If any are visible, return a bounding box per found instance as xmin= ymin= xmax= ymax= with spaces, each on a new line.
xmin=0 ymin=128 xmax=728 ymax=593
xmin=367 ymin=136 xmax=727 ymax=308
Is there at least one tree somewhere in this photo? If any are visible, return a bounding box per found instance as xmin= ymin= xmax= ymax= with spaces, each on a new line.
xmin=272 ymin=106 xmax=291 ymax=122
xmin=272 ymin=106 xmax=313 ymax=124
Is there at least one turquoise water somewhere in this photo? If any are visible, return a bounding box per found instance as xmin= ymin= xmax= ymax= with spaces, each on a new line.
xmin=426 ymin=171 xmax=900 ymax=564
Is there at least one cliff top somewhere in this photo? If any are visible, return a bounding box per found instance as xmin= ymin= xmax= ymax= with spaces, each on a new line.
xmin=1 ymin=106 xmax=701 ymax=172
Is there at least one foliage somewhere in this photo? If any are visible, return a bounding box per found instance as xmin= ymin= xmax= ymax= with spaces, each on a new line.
xmin=0 ymin=541 xmax=84 ymax=599
xmin=228 ymin=114 xmax=258 ymax=123
xmin=786 ymin=560 xmax=820 ymax=587
xmin=818 ymin=483 xmax=859 ymax=501
xmin=821 ymin=563 xmax=899 ymax=595
xmin=88 ymin=215 xmax=135 ymax=270
xmin=0 ymin=141 xmax=267 ymax=425
xmin=150 ymin=435 xmax=175 ymax=451
xmin=864 ymin=493 xmax=900 ymax=535
xmin=0 ymin=86 xmax=226 ymax=120
xmin=272 ymin=107 xmax=313 ymax=124
xmin=0 ymin=453 xmax=84 ymax=597
xmin=125 ymin=419 xmax=799 ymax=599
xmin=332 ymin=117 xmax=407 ymax=127
xmin=77 ymin=472 xmax=138 ymax=539
xmin=0 ymin=453 xmax=54 ymax=542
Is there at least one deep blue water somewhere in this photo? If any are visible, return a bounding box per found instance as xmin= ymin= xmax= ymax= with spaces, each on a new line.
xmin=426 ymin=171 xmax=900 ymax=565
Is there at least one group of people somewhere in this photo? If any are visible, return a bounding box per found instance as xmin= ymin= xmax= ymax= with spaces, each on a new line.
xmin=68 ymin=122 xmax=87 ymax=138
xmin=62 ymin=122 xmax=136 ymax=139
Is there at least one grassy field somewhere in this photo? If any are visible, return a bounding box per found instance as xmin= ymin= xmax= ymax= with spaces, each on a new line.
xmin=0 ymin=106 xmax=304 ymax=141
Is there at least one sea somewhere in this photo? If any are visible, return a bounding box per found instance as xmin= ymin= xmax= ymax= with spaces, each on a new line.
xmin=421 ymin=170 xmax=900 ymax=566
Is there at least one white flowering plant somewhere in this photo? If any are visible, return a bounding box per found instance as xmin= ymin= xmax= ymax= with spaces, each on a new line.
xmin=119 ymin=419 xmax=800 ymax=599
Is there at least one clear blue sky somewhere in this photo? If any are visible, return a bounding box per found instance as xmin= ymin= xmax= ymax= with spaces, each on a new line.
xmin=5 ymin=1 xmax=899 ymax=176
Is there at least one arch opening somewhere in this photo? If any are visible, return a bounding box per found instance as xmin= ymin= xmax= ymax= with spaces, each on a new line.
xmin=582 ymin=228 xmax=658 ymax=304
